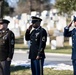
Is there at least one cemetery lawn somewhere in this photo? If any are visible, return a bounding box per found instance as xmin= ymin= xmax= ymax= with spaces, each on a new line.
xmin=44 ymin=39 xmax=72 ymax=54
xmin=15 ymin=44 xmax=72 ymax=54
xmin=45 ymin=47 xmax=72 ymax=54
xmin=13 ymin=33 xmax=73 ymax=74
xmin=15 ymin=33 xmax=72 ymax=54
xmin=11 ymin=66 xmax=73 ymax=75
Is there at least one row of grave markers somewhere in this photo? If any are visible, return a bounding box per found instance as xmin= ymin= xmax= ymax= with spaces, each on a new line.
xmin=23 ymin=35 xmax=72 ymax=50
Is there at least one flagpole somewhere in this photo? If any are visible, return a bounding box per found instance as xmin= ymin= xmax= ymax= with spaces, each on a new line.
xmin=0 ymin=0 xmax=4 ymax=19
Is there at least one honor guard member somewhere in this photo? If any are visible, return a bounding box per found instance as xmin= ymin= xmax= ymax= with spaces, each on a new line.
xmin=64 ymin=16 xmax=76 ymax=75
xmin=0 ymin=19 xmax=15 ymax=75
xmin=25 ymin=16 xmax=47 ymax=75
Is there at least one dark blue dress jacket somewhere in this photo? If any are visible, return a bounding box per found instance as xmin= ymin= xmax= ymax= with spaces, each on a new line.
xmin=64 ymin=26 xmax=76 ymax=60
xmin=25 ymin=26 xmax=47 ymax=59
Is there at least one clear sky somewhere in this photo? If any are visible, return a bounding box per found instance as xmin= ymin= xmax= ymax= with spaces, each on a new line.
xmin=6 ymin=0 xmax=19 ymax=7
xmin=50 ymin=0 xmax=55 ymax=4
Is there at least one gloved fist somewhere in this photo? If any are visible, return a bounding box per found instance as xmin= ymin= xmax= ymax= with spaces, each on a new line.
xmin=28 ymin=25 xmax=33 ymax=31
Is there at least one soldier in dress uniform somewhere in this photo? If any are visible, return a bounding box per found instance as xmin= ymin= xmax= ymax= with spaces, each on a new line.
xmin=64 ymin=16 xmax=76 ymax=75
xmin=0 ymin=19 xmax=15 ymax=75
xmin=25 ymin=16 xmax=47 ymax=75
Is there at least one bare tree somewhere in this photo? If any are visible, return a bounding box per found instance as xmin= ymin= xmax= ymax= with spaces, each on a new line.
xmin=15 ymin=0 xmax=52 ymax=15
xmin=0 ymin=0 xmax=4 ymax=19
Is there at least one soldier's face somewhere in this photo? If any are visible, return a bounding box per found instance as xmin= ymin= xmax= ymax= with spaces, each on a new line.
xmin=2 ymin=23 xmax=8 ymax=30
xmin=32 ymin=22 xmax=40 ymax=28
xmin=74 ymin=21 xmax=76 ymax=27
xmin=0 ymin=24 xmax=3 ymax=30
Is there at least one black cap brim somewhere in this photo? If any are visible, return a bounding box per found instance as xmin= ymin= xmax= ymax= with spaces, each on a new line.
xmin=31 ymin=16 xmax=42 ymax=22
xmin=3 ymin=19 xmax=10 ymax=24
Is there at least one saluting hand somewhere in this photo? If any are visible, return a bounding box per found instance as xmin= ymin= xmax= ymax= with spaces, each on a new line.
xmin=28 ymin=25 xmax=33 ymax=31
xmin=68 ymin=21 xmax=73 ymax=27
xmin=36 ymin=56 xmax=40 ymax=60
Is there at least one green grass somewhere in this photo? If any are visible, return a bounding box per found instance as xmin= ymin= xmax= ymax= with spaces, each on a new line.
xmin=45 ymin=43 xmax=72 ymax=54
xmin=12 ymin=33 xmax=73 ymax=75
xmin=45 ymin=48 xmax=72 ymax=54
xmin=11 ymin=66 xmax=73 ymax=75
xmin=15 ymin=44 xmax=72 ymax=54
xmin=15 ymin=32 xmax=72 ymax=54
xmin=15 ymin=34 xmax=72 ymax=54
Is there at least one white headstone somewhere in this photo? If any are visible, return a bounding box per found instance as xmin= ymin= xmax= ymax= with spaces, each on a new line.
xmin=5 ymin=17 xmax=15 ymax=30
xmin=47 ymin=19 xmax=54 ymax=31
xmin=51 ymin=40 xmax=56 ymax=50
xmin=69 ymin=37 xmax=72 ymax=46
xmin=41 ymin=10 xmax=48 ymax=18
xmin=46 ymin=36 xmax=50 ymax=45
xmin=27 ymin=41 xmax=31 ymax=48
xmin=23 ymin=36 xmax=30 ymax=48
xmin=11 ymin=27 xmax=21 ymax=38
xmin=56 ymin=16 xmax=66 ymax=31
xmin=53 ymin=30 xmax=63 ymax=36
xmin=24 ymin=36 xmax=27 ymax=46
xmin=19 ymin=13 xmax=28 ymax=31
xmin=56 ymin=36 xmax=64 ymax=47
